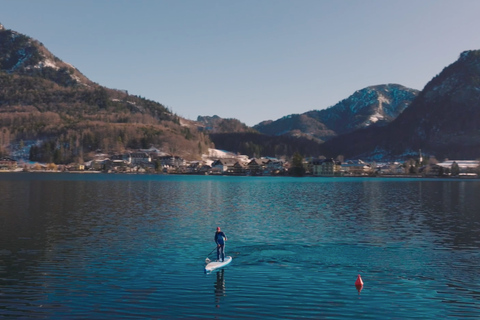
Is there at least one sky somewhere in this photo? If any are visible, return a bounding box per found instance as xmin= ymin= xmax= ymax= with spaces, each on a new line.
xmin=2 ymin=0 xmax=480 ymax=126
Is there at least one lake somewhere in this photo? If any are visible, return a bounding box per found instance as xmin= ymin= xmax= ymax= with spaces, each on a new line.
xmin=1 ymin=173 xmax=480 ymax=319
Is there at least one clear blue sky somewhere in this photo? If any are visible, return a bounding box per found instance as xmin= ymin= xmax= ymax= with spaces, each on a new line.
xmin=2 ymin=0 xmax=480 ymax=126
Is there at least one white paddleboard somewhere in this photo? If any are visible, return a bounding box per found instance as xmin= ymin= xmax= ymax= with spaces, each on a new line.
xmin=205 ymin=256 xmax=232 ymax=273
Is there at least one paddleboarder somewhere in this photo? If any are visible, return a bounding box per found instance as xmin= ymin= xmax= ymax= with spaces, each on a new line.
xmin=214 ymin=227 xmax=227 ymax=262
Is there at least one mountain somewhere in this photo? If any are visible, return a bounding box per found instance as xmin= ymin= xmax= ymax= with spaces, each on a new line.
xmin=3 ymin=23 xmax=480 ymax=163
xmin=196 ymin=115 xmax=325 ymax=158
xmin=321 ymin=50 xmax=480 ymax=160
xmin=254 ymin=84 xmax=419 ymax=142
xmin=253 ymin=114 xmax=333 ymax=143
xmin=0 ymin=23 xmax=91 ymax=87
xmin=307 ymin=84 xmax=419 ymax=135
xmin=0 ymin=23 xmax=211 ymax=162
xmin=196 ymin=115 xmax=255 ymax=133
xmin=199 ymin=84 xmax=418 ymax=157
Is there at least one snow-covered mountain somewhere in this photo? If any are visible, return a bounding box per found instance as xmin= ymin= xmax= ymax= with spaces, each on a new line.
xmin=321 ymin=50 xmax=480 ymax=160
xmin=253 ymin=84 xmax=419 ymax=142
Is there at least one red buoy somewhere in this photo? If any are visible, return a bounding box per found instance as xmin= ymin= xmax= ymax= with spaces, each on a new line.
xmin=355 ymin=274 xmax=363 ymax=294
xmin=355 ymin=274 xmax=363 ymax=286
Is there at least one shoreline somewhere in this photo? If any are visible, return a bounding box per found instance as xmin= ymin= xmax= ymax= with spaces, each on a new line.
xmin=1 ymin=170 xmax=478 ymax=179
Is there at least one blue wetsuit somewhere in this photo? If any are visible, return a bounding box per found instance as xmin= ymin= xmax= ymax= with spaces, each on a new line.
xmin=215 ymin=231 xmax=227 ymax=262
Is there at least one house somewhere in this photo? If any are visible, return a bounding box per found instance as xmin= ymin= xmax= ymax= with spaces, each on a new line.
xmin=67 ymin=163 xmax=85 ymax=171
xmin=186 ymin=161 xmax=202 ymax=174
xmin=341 ymin=160 xmax=371 ymax=176
xmin=210 ymin=158 xmax=240 ymax=174
xmin=185 ymin=161 xmax=211 ymax=174
xmin=311 ymin=158 xmax=341 ymax=176
xmin=155 ymin=155 xmax=186 ymax=168
xmin=230 ymin=161 xmax=247 ymax=175
xmin=376 ymin=162 xmax=404 ymax=175
xmin=247 ymin=158 xmax=271 ymax=175
xmin=0 ymin=157 xmax=17 ymax=170
xmin=127 ymin=152 xmax=151 ymax=165
xmin=88 ymin=159 xmax=107 ymax=171
xmin=265 ymin=159 xmax=285 ymax=175
xmin=110 ymin=154 xmax=127 ymax=161
xmin=107 ymin=159 xmax=130 ymax=172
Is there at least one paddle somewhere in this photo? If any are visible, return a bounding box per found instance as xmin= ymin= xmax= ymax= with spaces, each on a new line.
xmin=205 ymin=247 xmax=218 ymax=263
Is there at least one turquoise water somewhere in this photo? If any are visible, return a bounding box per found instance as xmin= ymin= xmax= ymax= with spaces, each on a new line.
xmin=1 ymin=173 xmax=480 ymax=319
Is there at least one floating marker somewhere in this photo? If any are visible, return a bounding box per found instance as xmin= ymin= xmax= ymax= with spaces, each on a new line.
xmin=355 ymin=274 xmax=363 ymax=294
xmin=355 ymin=274 xmax=363 ymax=286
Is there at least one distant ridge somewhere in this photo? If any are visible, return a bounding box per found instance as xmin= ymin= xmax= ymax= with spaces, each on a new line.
xmin=196 ymin=115 xmax=255 ymax=133
xmin=2 ymin=23 xmax=480 ymax=161
xmin=253 ymin=84 xmax=419 ymax=142
xmin=321 ymin=50 xmax=480 ymax=160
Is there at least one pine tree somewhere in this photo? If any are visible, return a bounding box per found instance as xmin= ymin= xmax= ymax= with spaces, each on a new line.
xmin=291 ymin=152 xmax=305 ymax=177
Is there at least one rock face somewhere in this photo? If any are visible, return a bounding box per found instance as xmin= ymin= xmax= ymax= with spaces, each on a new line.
xmin=322 ymin=50 xmax=480 ymax=160
xmin=253 ymin=84 xmax=419 ymax=142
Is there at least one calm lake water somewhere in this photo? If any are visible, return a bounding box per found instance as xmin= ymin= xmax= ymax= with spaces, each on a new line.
xmin=1 ymin=173 xmax=480 ymax=319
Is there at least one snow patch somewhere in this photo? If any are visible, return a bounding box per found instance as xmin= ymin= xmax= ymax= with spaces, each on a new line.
xmin=35 ymin=58 xmax=59 ymax=69
xmin=377 ymin=94 xmax=390 ymax=105
xmin=65 ymin=62 xmax=76 ymax=69
xmin=368 ymin=112 xmax=384 ymax=123
xmin=202 ymin=148 xmax=249 ymax=164
xmin=206 ymin=148 xmax=237 ymax=158
xmin=71 ymin=73 xmax=84 ymax=84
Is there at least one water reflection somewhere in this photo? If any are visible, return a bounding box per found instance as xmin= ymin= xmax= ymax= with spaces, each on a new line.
xmin=214 ymin=269 xmax=226 ymax=307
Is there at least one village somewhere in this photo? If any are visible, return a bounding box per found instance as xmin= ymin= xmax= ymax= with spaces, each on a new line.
xmin=0 ymin=147 xmax=479 ymax=178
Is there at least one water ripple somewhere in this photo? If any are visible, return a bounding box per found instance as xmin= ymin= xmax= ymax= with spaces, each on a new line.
xmin=1 ymin=174 xmax=480 ymax=318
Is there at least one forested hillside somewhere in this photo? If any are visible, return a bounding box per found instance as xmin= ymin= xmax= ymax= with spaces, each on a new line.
xmin=208 ymin=132 xmax=323 ymax=158
xmin=197 ymin=115 xmax=325 ymax=158
xmin=0 ymin=25 xmax=211 ymax=163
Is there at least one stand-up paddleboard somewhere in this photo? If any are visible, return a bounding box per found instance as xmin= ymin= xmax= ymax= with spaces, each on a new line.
xmin=205 ymin=256 xmax=232 ymax=273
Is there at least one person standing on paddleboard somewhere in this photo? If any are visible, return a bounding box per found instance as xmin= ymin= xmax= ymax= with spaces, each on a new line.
xmin=215 ymin=227 xmax=227 ymax=262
